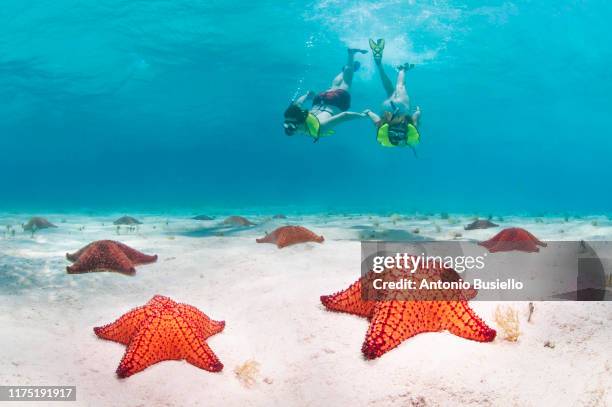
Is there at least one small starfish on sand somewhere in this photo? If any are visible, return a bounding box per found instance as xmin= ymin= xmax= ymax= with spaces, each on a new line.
xmin=113 ymin=216 xmax=142 ymax=225
xmin=256 ymin=226 xmax=324 ymax=248
xmin=23 ymin=217 xmax=57 ymax=231
xmin=222 ymin=216 xmax=255 ymax=226
xmin=464 ymin=219 xmax=499 ymax=230
xmin=66 ymin=240 xmax=157 ymax=275
xmin=479 ymin=227 xmax=547 ymax=253
xmin=94 ymin=295 xmax=225 ymax=377
xmin=321 ymin=262 xmax=495 ymax=359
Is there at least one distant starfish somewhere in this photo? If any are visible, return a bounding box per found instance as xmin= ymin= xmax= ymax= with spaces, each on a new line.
xmin=23 ymin=217 xmax=57 ymax=231
xmin=66 ymin=240 xmax=157 ymax=275
xmin=222 ymin=216 xmax=255 ymax=226
xmin=464 ymin=219 xmax=498 ymax=230
xmin=256 ymin=226 xmax=324 ymax=248
xmin=479 ymin=227 xmax=547 ymax=252
xmin=113 ymin=216 xmax=142 ymax=225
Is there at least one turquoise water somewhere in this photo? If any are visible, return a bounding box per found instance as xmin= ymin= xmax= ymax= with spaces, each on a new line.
xmin=1 ymin=1 xmax=610 ymax=214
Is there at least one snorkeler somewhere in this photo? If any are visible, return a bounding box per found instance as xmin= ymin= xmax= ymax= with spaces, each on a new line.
xmin=283 ymin=48 xmax=369 ymax=142
xmin=365 ymin=39 xmax=422 ymax=152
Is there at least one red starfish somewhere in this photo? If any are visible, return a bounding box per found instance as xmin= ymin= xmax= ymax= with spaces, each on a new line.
xmin=94 ymin=295 xmax=225 ymax=377
xmin=256 ymin=226 xmax=324 ymax=248
xmin=479 ymin=227 xmax=547 ymax=253
xmin=66 ymin=240 xmax=157 ymax=275
xmin=321 ymin=264 xmax=495 ymax=359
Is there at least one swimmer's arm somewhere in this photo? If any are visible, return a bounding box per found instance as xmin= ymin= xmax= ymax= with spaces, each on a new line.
xmin=294 ymin=91 xmax=316 ymax=106
xmin=363 ymin=109 xmax=381 ymax=126
xmin=411 ymin=106 xmax=421 ymax=127
xmin=320 ymin=111 xmax=366 ymax=129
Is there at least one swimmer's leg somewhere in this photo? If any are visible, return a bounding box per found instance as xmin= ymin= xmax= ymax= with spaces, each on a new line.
xmin=374 ymin=63 xmax=394 ymax=98
xmin=369 ymin=38 xmax=394 ymax=97
xmin=331 ymin=48 xmax=367 ymax=90
xmin=390 ymin=64 xmax=414 ymax=110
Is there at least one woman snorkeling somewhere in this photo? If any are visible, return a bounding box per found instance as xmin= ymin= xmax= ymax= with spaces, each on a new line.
xmin=283 ymin=48 xmax=369 ymax=142
xmin=365 ymin=39 xmax=422 ymax=153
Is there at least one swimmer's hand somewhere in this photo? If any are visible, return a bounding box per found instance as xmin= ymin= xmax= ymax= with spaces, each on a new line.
xmin=362 ymin=109 xmax=380 ymax=124
xmin=306 ymin=90 xmax=316 ymax=99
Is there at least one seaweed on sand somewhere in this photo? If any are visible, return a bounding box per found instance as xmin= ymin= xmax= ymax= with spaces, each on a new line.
xmin=494 ymin=305 xmax=520 ymax=342
xmin=234 ymin=360 xmax=260 ymax=388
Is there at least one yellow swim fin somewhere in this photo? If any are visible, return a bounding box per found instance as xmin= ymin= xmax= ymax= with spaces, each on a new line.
xmin=369 ymin=38 xmax=385 ymax=60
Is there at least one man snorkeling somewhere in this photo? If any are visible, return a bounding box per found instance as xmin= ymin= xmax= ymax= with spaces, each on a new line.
xmin=364 ymin=39 xmax=422 ymax=153
xmin=283 ymin=48 xmax=369 ymax=142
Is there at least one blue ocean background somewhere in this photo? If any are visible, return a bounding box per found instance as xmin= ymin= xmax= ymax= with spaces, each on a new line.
xmin=1 ymin=0 xmax=610 ymax=215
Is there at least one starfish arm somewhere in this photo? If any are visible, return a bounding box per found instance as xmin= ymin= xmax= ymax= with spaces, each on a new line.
xmin=444 ymin=301 xmax=496 ymax=342
xmin=276 ymin=233 xmax=291 ymax=248
xmin=184 ymin=337 xmax=224 ymax=373
xmin=94 ymin=306 xmax=150 ymax=345
xmin=321 ymin=278 xmax=376 ymax=318
xmin=66 ymin=242 xmax=94 ymax=262
xmin=116 ymin=316 xmax=167 ymax=378
xmin=477 ymin=240 xmax=495 ymax=250
xmin=176 ymin=313 xmax=224 ymax=372
xmin=298 ymin=226 xmax=324 ymax=244
xmin=115 ymin=241 xmax=158 ymax=265
xmin=177 ymin=303 xmax=225 ymax=339
xmin=148 ymin=295 xmax=176 ymax=308
xmin=525 ymin=230 xmax=547 ymax=247
xmin=362 ymin=301 xmax=436 ymax=359
xmin=256 ymin=232 xmax=277 ymax=244
xmin=66 ymin=244 xmax=135 ymax=274
xmin=488 ymin=243 xmax=503 ymax=252
xmin=283 ymin=227 xmax=324 ymax=247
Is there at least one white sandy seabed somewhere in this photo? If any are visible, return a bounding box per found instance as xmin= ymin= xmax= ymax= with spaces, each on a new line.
xmin=0 ymin=213 xmax=611 ymax=407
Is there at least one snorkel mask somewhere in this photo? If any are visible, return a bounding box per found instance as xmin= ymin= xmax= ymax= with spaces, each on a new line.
xmin=283 ymin=103 xmax=308 ymax=136
xmin=283 ymin=121 xmax=298 ymax=135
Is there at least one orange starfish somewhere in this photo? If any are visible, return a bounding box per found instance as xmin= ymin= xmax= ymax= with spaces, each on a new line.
xmin=256 ymin=225 xmax=324 ymax=248
xmin=66 ymin=240 xmax=157 ymax=275
xmin=479 ymin=227 xmax=547 ymax=253
xmin=94 ymin=295 xmax=225 ymax=377
xmin=321 ymin=263 xmax=496 ymax=359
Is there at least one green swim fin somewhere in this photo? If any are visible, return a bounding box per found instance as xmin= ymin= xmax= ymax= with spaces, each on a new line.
xmin=369 ymin=38 xmax=385 ymax=61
